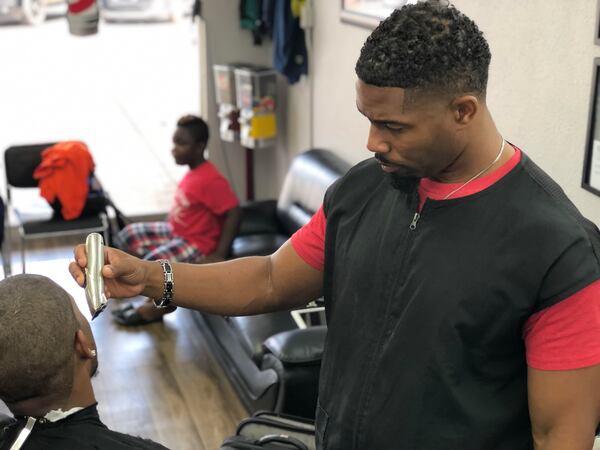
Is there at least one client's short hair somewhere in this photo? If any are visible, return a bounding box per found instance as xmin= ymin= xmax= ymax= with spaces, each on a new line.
xmin=0 ymin=275 xmax=79 ymax=405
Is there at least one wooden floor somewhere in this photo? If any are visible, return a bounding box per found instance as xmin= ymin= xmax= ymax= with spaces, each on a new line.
xmin=0 ymin=236 xmax=248 ymax=450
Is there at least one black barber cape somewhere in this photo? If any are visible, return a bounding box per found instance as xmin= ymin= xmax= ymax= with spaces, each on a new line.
xmin=0 ymin=404 xmax=168 ymax=450
xmin=317 ymin=152 xmax=600 ymax=450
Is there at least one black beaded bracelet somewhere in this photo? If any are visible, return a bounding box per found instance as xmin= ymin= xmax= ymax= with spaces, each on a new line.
xmin=153 ymin=259 xmax=174 ymax=308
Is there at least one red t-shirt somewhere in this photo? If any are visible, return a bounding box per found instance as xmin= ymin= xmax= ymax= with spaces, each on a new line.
xmin=291 ymin=148 xmax=600 ymax=371
xmin=168 ymin=161 xmax=239 ymax=255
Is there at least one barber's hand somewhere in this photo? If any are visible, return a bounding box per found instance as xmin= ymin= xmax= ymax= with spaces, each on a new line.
xmin=69 ymin=245 xmax=149 ymax=299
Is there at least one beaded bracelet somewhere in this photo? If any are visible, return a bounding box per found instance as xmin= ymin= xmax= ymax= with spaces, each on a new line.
xmin=153 ymin=259 xmax=174 ymax=308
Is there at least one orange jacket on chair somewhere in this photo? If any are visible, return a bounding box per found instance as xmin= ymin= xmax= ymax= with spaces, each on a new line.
xmin=33 ymin=141 xmax=95 ymax=220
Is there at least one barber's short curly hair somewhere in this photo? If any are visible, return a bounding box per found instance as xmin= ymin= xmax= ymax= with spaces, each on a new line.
xmin=355 ymin=0 xmax=491 ymax=98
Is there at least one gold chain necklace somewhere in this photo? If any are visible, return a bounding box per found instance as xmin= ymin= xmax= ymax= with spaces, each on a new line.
xmin=443 ymin=137 xmax=506 ymax=200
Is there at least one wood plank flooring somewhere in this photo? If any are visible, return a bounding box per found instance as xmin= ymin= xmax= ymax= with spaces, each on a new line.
xmin=0 ymin=236 xmax=247 ymax=450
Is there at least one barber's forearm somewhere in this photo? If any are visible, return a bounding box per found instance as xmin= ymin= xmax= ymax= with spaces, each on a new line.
xmin=141 ymin=256 xmax=277 ymax=316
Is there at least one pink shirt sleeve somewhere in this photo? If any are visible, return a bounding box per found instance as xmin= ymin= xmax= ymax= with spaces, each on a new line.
xmin=290 ymin=205 xmax=326 ymax=271
xmin=523 ymin=279 xmax=600 ymax=370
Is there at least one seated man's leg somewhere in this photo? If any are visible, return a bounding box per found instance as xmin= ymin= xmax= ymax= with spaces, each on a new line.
xmin=143 ymin=237 xmax=204 ymax=264
xmin=114 ymin=222 xmax=173 ymax=258
xmin=113 ymin=237 xmax=203 ymax=325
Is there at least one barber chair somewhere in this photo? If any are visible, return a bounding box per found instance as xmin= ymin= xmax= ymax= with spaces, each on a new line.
xmin=0 ymin=412 xmax=16 ymax=448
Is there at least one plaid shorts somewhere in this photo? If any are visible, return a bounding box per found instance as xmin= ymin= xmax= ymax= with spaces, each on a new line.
xmin=114 ymin=222 xmax=204 ymax=263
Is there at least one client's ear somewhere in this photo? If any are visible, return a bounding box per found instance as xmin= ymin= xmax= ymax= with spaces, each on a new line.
xmin=74 ymin=330 xmax=95 ymax=360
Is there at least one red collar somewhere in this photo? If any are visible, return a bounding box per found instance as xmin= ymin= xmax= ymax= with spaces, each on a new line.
xmin=419 ymin=146 xmax=522 ymax=201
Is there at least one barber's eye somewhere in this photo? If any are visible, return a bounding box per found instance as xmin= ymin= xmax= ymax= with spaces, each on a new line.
xmin=384 ymin=123 xmax=404 ymax=131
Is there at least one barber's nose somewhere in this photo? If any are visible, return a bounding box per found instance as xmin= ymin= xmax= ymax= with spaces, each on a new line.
xmin=366 ymin=125 xmax=389 ymax=154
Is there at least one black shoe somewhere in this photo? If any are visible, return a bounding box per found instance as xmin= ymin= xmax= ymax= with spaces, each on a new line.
xmin=112 ymin=307 xmax=163 ymax=326
xmin=111 ymin=302 xmax=135 ymax=316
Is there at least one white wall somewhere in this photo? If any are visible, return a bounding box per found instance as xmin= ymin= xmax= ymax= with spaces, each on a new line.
xmin=286 ymin=0 xmax=600 ymax=224
xmin=286 ymin=0 xmax=371 ymax=162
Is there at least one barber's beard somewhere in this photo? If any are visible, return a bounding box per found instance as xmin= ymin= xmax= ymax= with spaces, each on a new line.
xmin=374 ymin=155 xmax=420 ymax=193
xmin=373 ymin=153 xmax=420 ymax=193
xmin=387 ymin=172 xmax=420 ymax=193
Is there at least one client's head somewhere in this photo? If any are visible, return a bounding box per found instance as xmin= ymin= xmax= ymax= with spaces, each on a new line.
xmin=0 ymin=274 xmax=98 ymax=417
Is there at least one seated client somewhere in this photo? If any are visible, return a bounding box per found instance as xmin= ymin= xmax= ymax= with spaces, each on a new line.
xmin=0 ymin=274 xmax=169 ymax=450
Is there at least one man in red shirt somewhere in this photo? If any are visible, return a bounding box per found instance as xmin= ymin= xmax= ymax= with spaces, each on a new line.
xmin=71 ymin=2 xmax=600 ymax=448
xmin=112 ymin=115 xmax=240 ymax=326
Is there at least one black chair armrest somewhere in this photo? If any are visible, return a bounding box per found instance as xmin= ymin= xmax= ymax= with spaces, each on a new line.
xmin=238 ymin=199 xmax=279 ymax=236
xmin=0 ymin=413 xmax=17 ymax=447
xmin=0 ymin=413 xmax=15 ymax=429
xmin=263 ymin=326 xmax=326 ymax=365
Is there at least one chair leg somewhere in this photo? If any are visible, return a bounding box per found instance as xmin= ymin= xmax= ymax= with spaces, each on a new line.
xmin=20 ymin=235 xmax=26 ymax=274
xmin=1 ymin=247 xmax=10 ymax=278
xmin=101 ymin=214 xmax=110 ymax=246
xmin=2 ymin=227 xmax=12 ymax=278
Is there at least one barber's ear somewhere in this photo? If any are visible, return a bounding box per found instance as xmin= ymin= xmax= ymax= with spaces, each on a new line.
xmin=74 ymin=330 xmax=95 ymax=360
xmin=451 ymin=96 xmax=479 ymax=124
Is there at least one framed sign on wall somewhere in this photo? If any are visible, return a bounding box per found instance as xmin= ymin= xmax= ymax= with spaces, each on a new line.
xmin=340 ymin=0 xmax=417 ymax=29
xmin=582 ymin=58 xmax=600 ymax=197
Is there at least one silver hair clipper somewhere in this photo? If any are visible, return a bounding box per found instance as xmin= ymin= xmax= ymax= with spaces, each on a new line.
xmin=85 ymin=233 xmax=108 ymax=319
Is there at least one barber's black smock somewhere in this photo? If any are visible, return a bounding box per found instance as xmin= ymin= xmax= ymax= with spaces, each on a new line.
xmin=316 ymin=153 xmax=600 ymax=449
xmin=0 ymin=405 xmax=168 ymax=450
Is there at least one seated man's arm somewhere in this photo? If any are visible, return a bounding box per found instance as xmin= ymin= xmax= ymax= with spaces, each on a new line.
xmin=528 ymin=364 xmax=600 ymax=450
xmin=204 ymin=205 xmax=242 ymax=262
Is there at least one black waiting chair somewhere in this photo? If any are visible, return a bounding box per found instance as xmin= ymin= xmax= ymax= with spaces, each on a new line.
xmin=3 ymin=143 xmax=110 ymax=275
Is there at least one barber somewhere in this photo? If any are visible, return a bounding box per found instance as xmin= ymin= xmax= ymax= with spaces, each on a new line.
xmin=71 ymin=1 xmax=600 ymax=449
